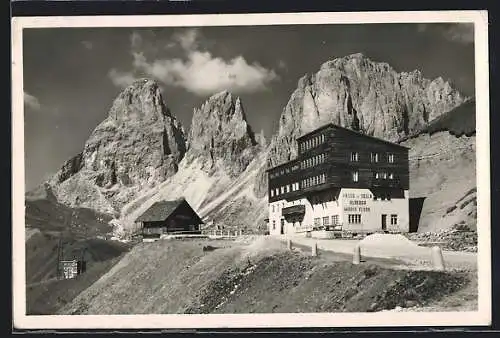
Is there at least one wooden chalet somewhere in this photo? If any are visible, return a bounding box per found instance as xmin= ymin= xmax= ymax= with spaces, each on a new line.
xmin=135 ymin=198 xmax=204 ymax=239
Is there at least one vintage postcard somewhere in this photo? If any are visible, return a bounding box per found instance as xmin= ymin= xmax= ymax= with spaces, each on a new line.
xmin=12 ymin=10 xmax=491 ymax=329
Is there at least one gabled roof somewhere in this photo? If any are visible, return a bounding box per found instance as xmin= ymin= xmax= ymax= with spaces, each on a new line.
xmin=135 ymin=199 xmax=186 ymax=222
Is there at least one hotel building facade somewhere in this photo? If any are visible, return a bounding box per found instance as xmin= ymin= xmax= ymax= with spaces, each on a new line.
xmin=267 ymin=124 xmax=410 ymax=236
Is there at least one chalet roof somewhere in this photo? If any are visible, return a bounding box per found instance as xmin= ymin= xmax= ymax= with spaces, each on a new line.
xmin=135 ymin=199 xmax=187 ymax=222
xmin=297 ymin=123 xmax=410 ymax=150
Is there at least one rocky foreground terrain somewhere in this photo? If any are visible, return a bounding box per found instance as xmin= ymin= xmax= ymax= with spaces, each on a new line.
xmin=57 ymin=238 xmax=475 ymax=315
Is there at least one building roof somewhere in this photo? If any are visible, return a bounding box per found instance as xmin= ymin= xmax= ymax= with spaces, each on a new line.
xmin=297 ymin=123 xmax=410 ymax=150
xmin=265 ymin=157 xmax=299 ymax=172
xmin=135 ymin=199 xmax=186 ymax=222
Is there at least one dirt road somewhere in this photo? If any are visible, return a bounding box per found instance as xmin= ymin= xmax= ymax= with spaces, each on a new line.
xmin=281 ymin=235 xmax=477 ymax=271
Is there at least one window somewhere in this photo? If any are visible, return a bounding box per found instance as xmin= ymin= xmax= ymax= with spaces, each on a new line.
xmin=275 ymin=188 xmax=279 ymax=196
xmin=382 ymin=172 xmax=387 ymax=179
xmin=391 ymin=214 xmax=398 ymax=225
xmin=271 ymin=190 xmax=274 ymax=197
xmin=371 ymin=152 xmax=379 ymax=162
xmin=388 ymin=153 xmax=395 ymax=163
xmin=281 ymin=186 xmax=285 ymax=194
xmin=314 ymin=218 xmax=320 ymax=227
xmin=375 ymin=172 xmax=380 ymax=179
xmin=272 ymin=205 xmax=275 ymax=212
xmin=286 ymin=185 xmax=290 ymax=193
xmin=321 ymin=134 xmax=325 ymax=143
xmin=272 ymin=220 xmax=276 ymax=230
xmin=350 ymin=152 xmax=359 ymax=162
xmin=352 ymin=171 xmax=359 ymax=182
xmin=332 ymin=215 xmax=339 ymax=225
xmin=389 ymin=173 xmax=394 ymax=179
xmin=323 ymin=216 xmax=330 ymax=226
xmin=348 ymin=214 xmax=362 ymax=224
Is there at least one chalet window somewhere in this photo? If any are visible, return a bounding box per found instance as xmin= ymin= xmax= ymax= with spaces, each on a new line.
xmin=286 ymin=185 xmax=290 ymax=193
xmin=275 ymin=188 xmax=279 ymax=196
xmin=389 ymin=173 xmax=394 ymax=179
xmin=382 ymin=172 xmax=387 ymax=179
xmin=350 ymin=152 xmax=359 ymax=162
xmin=332 ymin=215 xmax=339 ymax=225
xmin=321 ymin=134 xmax=325 ymax=143
xmin=281 ymin=186 xmax=285 ymax=194
xmin=391 ymin=214 xmax=398 ymax=225
xmin=348 ymin=214 xmax=362 ymax=224
xmin=352 ymin=171 xmax=359 ymax=182
xmin=314 ymin=218 xmax=320 ymax=227
xmin=388 ymin=153 xmax=395 ymax=163
xmin=374 ymin=172 xmax=380 ymax=179
xmin=371 ymin=152 xmax=379 ymax=162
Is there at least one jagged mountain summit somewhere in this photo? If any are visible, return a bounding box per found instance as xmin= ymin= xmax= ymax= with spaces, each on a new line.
xmin=44 ymin=79 xmax=187 ymax=215
xmin=117 ymin=90 xmax=265 ymax=235
xmin=268 ymin=53 xmax=468 ymax=167
xmin=185 ymin=90 xmax=259 ymax=177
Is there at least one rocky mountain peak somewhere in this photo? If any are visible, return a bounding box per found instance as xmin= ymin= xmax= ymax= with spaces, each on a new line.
xmin=186 ymin=91 xmax=258 ymax=177
xmin=46 ymin=78 xmax=187 ymax=215
xmin=268 ymin=54 xmax=469 ymax=168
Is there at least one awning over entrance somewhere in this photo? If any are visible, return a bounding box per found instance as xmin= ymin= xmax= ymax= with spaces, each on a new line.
xmin=282 ymin=204 xmax=305 ymax=216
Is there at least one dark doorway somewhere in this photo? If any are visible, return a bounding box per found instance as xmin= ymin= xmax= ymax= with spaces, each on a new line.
xmin=381 ymin=214 xmax=387 ymax=231
xmin=409 ymin=197 xmax=426 ymax=233
xmin=280 ymin=219 xmax=285 ymax=235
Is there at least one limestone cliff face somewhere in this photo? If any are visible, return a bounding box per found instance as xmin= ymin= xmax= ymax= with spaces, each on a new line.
xmin=185 ymin=90 xmax=259 ymax=177
xmin=48 ymin=79 xmax=187 ymax=215
xmin=268 ymin=53 xmax=468 ymax=167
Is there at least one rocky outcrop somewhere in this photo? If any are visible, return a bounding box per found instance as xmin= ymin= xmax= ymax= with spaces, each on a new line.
xmin=185 ymin=90 xmax=259 ymax=177
xmin=46 ymin=79 xmax=187 ymax=215
xmin=268 ymin=53 xmax=468 ymax=167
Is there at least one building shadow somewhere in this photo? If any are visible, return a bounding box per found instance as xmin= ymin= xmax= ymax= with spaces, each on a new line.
xmin=409 ymin=197 xmax=426 ymax=233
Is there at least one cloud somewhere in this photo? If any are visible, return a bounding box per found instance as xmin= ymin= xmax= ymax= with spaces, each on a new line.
xmin=110 ymin=29 xmax=279 ymax=96
xmin=417 ymin=23 xmax=474 ymax=44
xmin=130 ymin=31 xmax=143 ymax=50
xmin=81 ymin=40 xmax=93 ymax=50
xmin=443 ymin=23 xmax=474 ymax=44
xmin=24 ymin=92 xmax=41 ymax=111
xmin=277 ymin=60 xmax=287 ymax=70
xmin=108 ymin=69 xmax=138 ymax=88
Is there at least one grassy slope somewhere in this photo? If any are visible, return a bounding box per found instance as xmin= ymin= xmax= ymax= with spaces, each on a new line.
xmin=402 ymin=131 xmax=476 ymax=233
xmin=59 ymin=238 xmax=475 ymax=315
xmin=25 ymin=196 xmax=113 ymax=239
xmin=421 ymin=99 xmax=476 ymax=138
xmin=25 ymin=230 xmax=132 ymax=314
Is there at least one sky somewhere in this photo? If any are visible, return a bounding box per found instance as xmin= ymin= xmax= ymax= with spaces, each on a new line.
xmin=22 ymin=22 xmax=475 ymax=191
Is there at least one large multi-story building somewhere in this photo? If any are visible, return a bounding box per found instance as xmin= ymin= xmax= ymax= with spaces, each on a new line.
xmin=266 ymin=123 xmax=410 ymax=236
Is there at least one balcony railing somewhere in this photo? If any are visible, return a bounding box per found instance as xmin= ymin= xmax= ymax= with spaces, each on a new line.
xmin=282 ymin=204 xmax=306 ymax=216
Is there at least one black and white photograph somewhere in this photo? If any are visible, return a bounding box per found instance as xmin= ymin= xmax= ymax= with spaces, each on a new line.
xmin=12 ymin=11 xmax=491 ymax=329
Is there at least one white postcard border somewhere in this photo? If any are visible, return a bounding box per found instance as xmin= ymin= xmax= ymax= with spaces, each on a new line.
xmin=12 ymin=10 xmax=491 ymax=329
